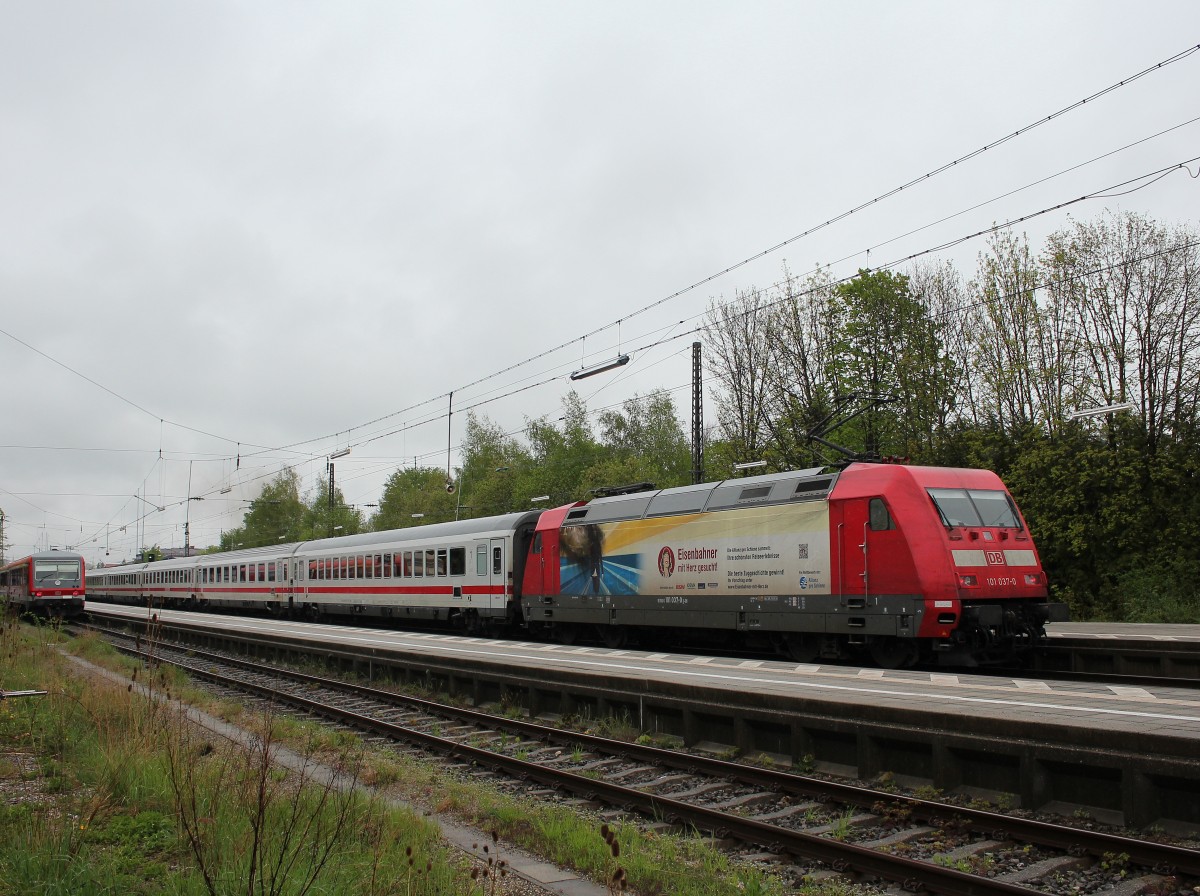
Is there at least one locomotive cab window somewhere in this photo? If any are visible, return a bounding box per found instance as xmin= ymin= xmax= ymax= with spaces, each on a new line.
xmin=869 ymin=498 xmax=895 ymax=531
xmin=928 ymin=488 xmax=1022 ymax=529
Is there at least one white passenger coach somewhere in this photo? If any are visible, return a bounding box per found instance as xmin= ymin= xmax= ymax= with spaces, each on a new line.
xmin=86 ymin=511 xmax=542 ymax=633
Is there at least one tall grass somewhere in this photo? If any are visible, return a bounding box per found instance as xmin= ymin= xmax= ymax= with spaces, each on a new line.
xmin=0 ymin=620 xmax=466 ymax=895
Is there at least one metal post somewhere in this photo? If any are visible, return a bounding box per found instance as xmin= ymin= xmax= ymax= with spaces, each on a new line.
xmin=691 ymin=341 xmax=704 ymax=484
xmin=328 ymin=462 xmax=335 ymax=536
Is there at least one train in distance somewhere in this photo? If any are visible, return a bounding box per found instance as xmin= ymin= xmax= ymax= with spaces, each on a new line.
xmin=85 ymin=462 xmax=1068 ymax=668
xmin=1 ymin=550 xmax=87 ymax=616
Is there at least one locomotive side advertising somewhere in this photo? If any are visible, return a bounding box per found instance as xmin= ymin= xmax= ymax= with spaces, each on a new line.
xmin=559 ymin=502 xmax=832 ymax=599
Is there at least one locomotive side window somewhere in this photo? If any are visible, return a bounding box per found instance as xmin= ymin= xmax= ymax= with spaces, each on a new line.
xmin=869 ymin=498 xmax=895 ymax=531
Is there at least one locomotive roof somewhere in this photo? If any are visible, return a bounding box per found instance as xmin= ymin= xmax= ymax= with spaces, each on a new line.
xmin=567 ymin=467 xmax=835 ymax=525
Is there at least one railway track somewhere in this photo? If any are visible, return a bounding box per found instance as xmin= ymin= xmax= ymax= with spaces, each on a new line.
xmin=78 ymin=622 xmax=1200 ymax=896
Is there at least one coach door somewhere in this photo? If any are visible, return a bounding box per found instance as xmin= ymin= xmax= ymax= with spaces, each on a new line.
xmin=488 ymin=538 xmax=505 ymax=609
xmin=290 ymin=558 xmax=304 ymax=611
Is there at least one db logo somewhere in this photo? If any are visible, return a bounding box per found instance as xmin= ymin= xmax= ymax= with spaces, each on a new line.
xmin=985 ymin=551 xmax=1005 ymax=566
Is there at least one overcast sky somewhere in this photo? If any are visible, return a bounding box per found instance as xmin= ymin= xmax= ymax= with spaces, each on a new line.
xmin=2 ymin=2 xmax=1197 ymax=565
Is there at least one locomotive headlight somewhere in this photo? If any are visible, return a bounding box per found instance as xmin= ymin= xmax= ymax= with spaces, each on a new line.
xmin=959 ymin=574 xmax=977 ymax=586
xmin=1024 ymin=573 xmax=1042 ymax=585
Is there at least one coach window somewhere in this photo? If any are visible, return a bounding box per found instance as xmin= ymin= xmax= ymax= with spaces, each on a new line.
xmin=869 ymin=498 xmax=895 ymax=531
xmin=382 ymin=553 xmax=393 ymax=577
xmin=412 ymin=551 xmax=423 ymax=577
xmin=357 ymin=556 xmax=365 ymax=578
xmin=492 ymin=546 xmax=502 ymax=575
xmin=476 ymin=545 xmax=487 ymax=576
xmin=258 ymin=562 xmax=267 ymax=581
xmin=268 ymin=563 xmax=277 ymax=583
xmin=436 ymin=549 xmax=448 ymax=577
xmin=425 ymin=549 xmax=436 ymax=577
xmin=449 ymin=547 xmax=465 ymax=576
xmin=403 ymin=551 xmax=414 ymax=577
xmin=238 ymin=565 xmax=246 ymax=583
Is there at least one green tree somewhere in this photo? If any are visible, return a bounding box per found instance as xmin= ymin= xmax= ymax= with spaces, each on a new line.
xmin=523 ymin=391 xmax=603 ymax=504
xmin=591 ymin=390 xmax=691 ymax=490
xmin=373 ymin=467 xmax=458 ymax=529
xmin=453 ymin=413 xmax=533 ymax=519
xmin=219 ymin=469 xmax=311 ymax=548
xmin=826 ymin=269 xmax=955 ymax=459
xmin=305 ymin=476 xmax=363 ymax=539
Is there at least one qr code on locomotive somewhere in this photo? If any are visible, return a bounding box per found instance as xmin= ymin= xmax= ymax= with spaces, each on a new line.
xmin=798 ymin=543 xmax=809 ymax=560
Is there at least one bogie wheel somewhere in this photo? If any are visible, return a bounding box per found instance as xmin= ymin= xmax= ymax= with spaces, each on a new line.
xmin=868 ymin=638 xmax=920 ymax=669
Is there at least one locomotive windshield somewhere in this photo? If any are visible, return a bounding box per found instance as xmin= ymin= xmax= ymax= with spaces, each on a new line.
xmin=33 ymin=558 xmax=82 ymax=584
xmin=927 ymin=488 xmax=1022 ymax=529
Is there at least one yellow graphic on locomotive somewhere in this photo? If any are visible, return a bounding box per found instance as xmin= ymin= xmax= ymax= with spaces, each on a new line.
xmin=559 ymin=503 xmax=831 ymax=597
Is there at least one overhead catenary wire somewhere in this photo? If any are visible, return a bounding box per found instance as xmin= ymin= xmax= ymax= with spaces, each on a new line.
xmin=213 ymin=44 xmax=1200 ymax=467
xmin=9 ymin=47 xmax=1199 ymax=556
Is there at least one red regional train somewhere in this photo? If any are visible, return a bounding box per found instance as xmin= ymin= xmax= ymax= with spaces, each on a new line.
xmin=86 ymin=463 xmax=1067 ymax=667
xmin=0 ymin=550 xmax=87 ymax=616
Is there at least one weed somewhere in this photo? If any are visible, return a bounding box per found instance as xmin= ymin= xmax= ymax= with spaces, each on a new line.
xmin=599 ymin=822 xmax=628 ymax=894
xmin=1101 ymin=851 xmax=1130 ymax=875
xmin=828 ymin=810 xmax=856 ymax=840
xmin=933 ymin=854 xmax=972 ymax=873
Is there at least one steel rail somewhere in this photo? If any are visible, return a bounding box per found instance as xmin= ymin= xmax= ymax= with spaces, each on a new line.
xmin=88 ymin=622 xmax=1200 ymax=878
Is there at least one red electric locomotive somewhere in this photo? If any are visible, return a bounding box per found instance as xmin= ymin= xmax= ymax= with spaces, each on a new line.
xmin=520 ymin=463 xmax=1066 ymax=667
xmin=0 ymin=550 xmax=87 ymax=617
